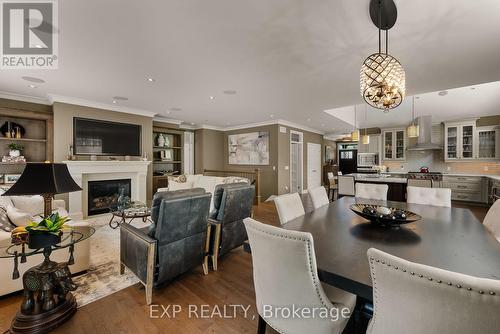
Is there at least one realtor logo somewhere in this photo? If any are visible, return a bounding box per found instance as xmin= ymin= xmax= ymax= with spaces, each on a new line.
xmin=0 ymin=0 xmax=58 ymax=69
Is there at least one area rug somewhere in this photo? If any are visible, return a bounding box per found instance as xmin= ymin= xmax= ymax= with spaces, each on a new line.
xmin=72 ymin=215 xmax=150 ymax=307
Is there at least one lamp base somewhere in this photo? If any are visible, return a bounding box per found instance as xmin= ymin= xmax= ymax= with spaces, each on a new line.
xmin=42 ymin=194 xmax=54 ymax=217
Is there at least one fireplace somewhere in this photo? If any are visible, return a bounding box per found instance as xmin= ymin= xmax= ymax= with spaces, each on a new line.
xmin=87 ymin=179 xmax=131 ymax=216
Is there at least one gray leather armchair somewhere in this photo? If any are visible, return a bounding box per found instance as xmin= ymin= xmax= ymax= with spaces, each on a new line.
xmin=120 ymin=188 xmax=211 ymax=304
xmin=209 ymin=183 xmax=254 ymax=270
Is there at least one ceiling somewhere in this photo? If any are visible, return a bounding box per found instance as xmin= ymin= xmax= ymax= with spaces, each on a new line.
xmin=1 ymin=0 xmax=500 ymax=133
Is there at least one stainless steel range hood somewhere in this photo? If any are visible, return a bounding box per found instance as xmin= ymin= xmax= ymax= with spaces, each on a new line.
xmin=407 ymin=115 xmax=443 ymax=151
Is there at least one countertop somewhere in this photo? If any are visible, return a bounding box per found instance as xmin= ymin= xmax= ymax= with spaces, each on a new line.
xmin=346 ymin=173 xmax=407 ymax=184
xmin=381 ymin=171 xmax=500 ymax=182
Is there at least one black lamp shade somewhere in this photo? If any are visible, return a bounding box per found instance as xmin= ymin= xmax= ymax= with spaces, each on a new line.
xmin=2 ymin=163 xmax=82 ymax=196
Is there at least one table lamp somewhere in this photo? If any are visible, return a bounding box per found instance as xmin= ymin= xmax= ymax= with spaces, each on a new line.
xmin=2 ymin=162 xmax=82 ymax=217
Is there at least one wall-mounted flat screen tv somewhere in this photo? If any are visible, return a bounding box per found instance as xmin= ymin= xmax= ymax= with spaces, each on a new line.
xmin=73 ymin=118 xmax=141 ymax=156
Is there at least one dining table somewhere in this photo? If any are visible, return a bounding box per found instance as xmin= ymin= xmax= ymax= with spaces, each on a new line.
xmin=278 ymin=196 xmax=500 ymax=302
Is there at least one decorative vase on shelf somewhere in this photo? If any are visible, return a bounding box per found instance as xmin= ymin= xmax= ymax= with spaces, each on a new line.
xmin=9 ymin=149 xmax=20 ymax=158
xmin=157 ymin=134 xmax=165 ymax=147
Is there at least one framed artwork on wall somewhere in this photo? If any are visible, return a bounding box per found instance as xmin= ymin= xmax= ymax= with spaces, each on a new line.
xmin=228 ymin=131 xmax=269 ymax=165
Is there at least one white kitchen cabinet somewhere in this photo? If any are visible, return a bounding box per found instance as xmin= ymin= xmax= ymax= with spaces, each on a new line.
xmin=444 ymin=121 xmax=476 ymax=161
xmin=442 ymin=175 xmax=484 ymax=203
xmin=476 ymin=126 xmax=500 ymax=160
xmin=382 ymin=129 xmax=405 ymax=160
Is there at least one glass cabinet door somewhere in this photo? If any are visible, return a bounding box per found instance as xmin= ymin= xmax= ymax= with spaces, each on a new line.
xmin=461 ymin=125 xmax=474 ymax=159
xmin=384 ymin=131 xmax=393 ymax=159
xmin=446 ymin=126 xmax=458 ymax=159
xmin=478 ymin=130 xmax=496 ymax=159
xmin=395 ymin=130 xmax=405 ymax=159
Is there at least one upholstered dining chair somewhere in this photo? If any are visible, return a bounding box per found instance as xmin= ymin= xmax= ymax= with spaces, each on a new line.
xmin=308 ymin=186 xmax=330 ymax=210
xmin=337 ymin=175 xmax=355 ymax=197
xmin=406 ymin=186 xmax=451 ymax=207
xmin=244 ymin=218 xmax=356 ymax=334
xmin=366 ymin=248 xmax=500 ymax=334
xmin=355 ymin=183 xmax=388 ymax=201
xmin=483 ymin=199 xmax=500 ymax=243
xmin=273 ymin=193 xmax=305 ymax=225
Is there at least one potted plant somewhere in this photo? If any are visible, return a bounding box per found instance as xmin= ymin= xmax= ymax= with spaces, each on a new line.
xmin=8 ymin=143 xmax=23 ymax=158
xmin=25 ymin=213 xmax=71 ymax=249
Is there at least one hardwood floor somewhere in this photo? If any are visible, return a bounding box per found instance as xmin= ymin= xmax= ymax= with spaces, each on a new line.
xmin=0 ymin=199 xmax=488 ymax=334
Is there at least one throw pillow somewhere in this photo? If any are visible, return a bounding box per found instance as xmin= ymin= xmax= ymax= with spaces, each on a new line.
xmin=223 ymin=176 xmax=250 ymax=184
xmin=168 ymin=174 xmax=187 ymax=183
xmin=0 ymin=207 xmax=16 ymax=232
xmin=10 ymin=195 xmax=45 ymax=216
xmin=6 ymin=205 xmax=35 ymax=227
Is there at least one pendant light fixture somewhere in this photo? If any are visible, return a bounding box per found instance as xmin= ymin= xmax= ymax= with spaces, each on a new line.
xmin=361 ymin=105 xmax=370 ymax=144
xmin=351 ymin=105 xmax=359 ymax=142
xmin=360 ymin=0 xmax=405 ymax=112
xmin=407 ymin=96 xmax=419 ymax=138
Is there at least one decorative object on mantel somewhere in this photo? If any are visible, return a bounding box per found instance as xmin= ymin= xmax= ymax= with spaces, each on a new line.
xmin=1 ymin=121 xmax=25 ymax=138
xmin=157 ymin=133 xmax=165 ymax=147
xmin=360 ymin=0 xmax=405 ymax=111
xmin=407 ymin=96 xmax=419 ymax=138
xmin=1 ymin=163 xmax=90 ymax=334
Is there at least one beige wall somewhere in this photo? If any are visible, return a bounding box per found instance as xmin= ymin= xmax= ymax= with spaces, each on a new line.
xmin=194 ymin=128 xmax=225 ymax=173
xmin=223 ymin=125 xmax=279 ymax=200
xmin=52 ymin=102 xmax=154 ymax=202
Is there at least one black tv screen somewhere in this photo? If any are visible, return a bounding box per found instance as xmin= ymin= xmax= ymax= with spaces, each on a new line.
xmin=73 ymin=118 xmax=141 ymax=156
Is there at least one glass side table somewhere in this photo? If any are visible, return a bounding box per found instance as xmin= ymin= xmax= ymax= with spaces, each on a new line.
xmin=108 ymin=202 xmax=152 ymax=229
xmin=0 ymin=226 xmax=95 ymax=334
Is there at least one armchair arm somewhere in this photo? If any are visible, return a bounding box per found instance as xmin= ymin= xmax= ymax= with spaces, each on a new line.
xmin=120 ymin=224 xmax=157 ymax=285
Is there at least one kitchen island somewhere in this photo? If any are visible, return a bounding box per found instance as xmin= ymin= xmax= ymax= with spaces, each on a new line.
xmin=347 ymin=173 xmax=407 ymax=201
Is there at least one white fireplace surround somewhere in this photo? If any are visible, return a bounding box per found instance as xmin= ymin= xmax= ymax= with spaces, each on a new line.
xmin=63 ymin=160 xmax=151 ymax=219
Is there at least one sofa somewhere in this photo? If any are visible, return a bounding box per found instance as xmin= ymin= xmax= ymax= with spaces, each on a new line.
xmin=120 ymin=188 xmax=211 ymax=304
xmin=209 ymin=183 xmax=255 ymax=270
xmin=157 ymin=174 xmax=250 ymax=214
xmin=0 ymin=195 xmax=91 ymax=296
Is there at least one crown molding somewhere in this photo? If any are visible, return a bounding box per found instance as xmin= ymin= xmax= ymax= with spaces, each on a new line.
xmin=153 ymin=116 xmax=183 ymax=125
xmin=0 ymin=90 xmax=51 ymax=105
xmin=191 ymin=119 xmax=324 ymax=135
xmin=48 ymin=94 xmax=158 ymax=117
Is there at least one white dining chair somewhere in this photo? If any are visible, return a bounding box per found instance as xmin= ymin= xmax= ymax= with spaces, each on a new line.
xmin=406 ymin=186 xmax=451 ymax=207
xmin=355 ymin=183 xmax=388 ymax=201
xmin=308 ymin=186 xmax=330 ymax=210
xmin=244 ymin=218 xmax=356 ymax=334
xmin=273 ymin=193 xmax=305 ymax=225
xmin=338 ymin=175 xmax=355 ymax=197
xmin=366 ymin=248 xmax=500 ymax=334
xmin=483 ymin=199 xmax=500 ymax=243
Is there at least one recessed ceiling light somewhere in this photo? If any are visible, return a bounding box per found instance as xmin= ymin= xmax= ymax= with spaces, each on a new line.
xmin=470 ymin=87 xmax=476 ymax=90
xmin=27 ymin=84 xmax=37 ymax=88
xmin=113 ymin=96 xmax=128 ymax=101
xmin=270 ymin=114 xmax=274 ymax=119
xmin=170 ymin=107 xmax=182 ymax=112
xmin=209 ymin=96 xmax=216 ymax=100
xmin=438 ymin=91 xmax=448 ymax=96
xmin=112 ymin=100 xmax=117 ymax=104
xmin=147 ymin=77 xmax=155 ymax=82
xmin=21 ymin=76 xmax=45 ymax=83
xmin=223 ymin=90 xmax=237 ymax=95
xmin=190 ymin=122 xmax=195 ymax=126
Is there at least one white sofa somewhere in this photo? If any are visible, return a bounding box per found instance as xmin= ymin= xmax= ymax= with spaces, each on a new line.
xmin=157 ymin=174 xmax=249 ymax=213
xmin=0 ymin=196 xmax=91 ymax=296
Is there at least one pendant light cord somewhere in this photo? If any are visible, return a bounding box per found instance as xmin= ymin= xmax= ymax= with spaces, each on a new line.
xmin=378 ymin=0 xmax=382 ymax=54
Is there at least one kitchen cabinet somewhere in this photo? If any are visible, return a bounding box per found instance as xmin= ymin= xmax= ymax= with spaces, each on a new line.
xmin=476 ymin=126 xmax=500 ymax=159
xmin=443 ymin=175 xmax=484 ymax=203
xmin=358 ymin=134 xmax=381 ymax=155
xmin=444 ymin=121 xmax=476 ymax=161
xmin=382 ymin=129 xmax=405 ymax=160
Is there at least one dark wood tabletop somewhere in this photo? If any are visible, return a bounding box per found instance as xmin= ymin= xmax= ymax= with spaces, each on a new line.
xmin=282 ymin=196 xmax=500 ymax=301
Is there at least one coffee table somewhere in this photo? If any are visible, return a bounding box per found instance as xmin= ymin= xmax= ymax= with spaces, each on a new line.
xmin=108 ymin=206 xmax=152 ymax=229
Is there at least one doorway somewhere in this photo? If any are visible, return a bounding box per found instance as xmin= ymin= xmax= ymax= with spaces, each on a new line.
xmin=307 ymin=143 xmax=322 ymax=190
xmin=290 ymin=130 xmax=303 ymax=193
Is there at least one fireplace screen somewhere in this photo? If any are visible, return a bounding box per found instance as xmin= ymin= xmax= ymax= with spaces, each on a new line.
xmin=87 ymin=179 xmax=131 ymax=216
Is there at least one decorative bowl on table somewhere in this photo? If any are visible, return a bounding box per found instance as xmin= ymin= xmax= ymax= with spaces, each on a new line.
xmin=350 ymin=204 xmax=421 ymax=227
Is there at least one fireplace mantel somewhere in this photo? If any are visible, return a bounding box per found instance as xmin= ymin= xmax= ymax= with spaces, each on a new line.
xmin=63 ymin=160 xmax=151 ymax=219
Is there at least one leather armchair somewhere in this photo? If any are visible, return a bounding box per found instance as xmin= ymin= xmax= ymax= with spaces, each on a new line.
xmin=120 ymin=188 xmax=211 ymax=304
xmin=208 ymin=183 xmax=254 ymax=270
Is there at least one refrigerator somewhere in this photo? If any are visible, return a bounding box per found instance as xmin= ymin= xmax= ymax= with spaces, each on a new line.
xmin=338 ymin=143 xmax=358 ymax=175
